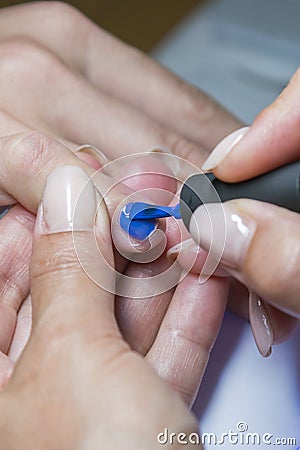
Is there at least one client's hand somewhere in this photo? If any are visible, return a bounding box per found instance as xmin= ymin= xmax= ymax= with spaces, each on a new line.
xmin=0 ymin=1 xmax=237 ymax=395
xmin=0 ymin=166 xmax=202 ymax=450
xmin=0 ymin=135 xmax=227 ymax=408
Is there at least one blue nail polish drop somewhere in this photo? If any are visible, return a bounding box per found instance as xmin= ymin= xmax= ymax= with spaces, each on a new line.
xmin=120 ymin=203 xmax=158 ymax=241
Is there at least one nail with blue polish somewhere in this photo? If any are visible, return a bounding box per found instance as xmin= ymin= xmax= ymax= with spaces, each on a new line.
xmin=120 ymin=202 xmax=181 ymax=241
xmin=120 ymin=203 xmax=158 ymax=241
xmin=127 ymin=202 xmax=181 ymax=220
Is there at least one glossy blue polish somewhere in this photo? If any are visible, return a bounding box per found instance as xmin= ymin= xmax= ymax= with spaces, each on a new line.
xmin=127 ymin=202 xmax=181 ymax=220
xmin=120 ymin=202 xmax=181 ymax=241
xmin=120 ymin=203 xmax=158 ymax=241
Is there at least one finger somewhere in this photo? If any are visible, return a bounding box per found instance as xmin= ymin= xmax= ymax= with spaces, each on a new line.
xmin=0 ymin=3 xmax=241 ymax=149
xmin=0 ymin=205 xmax=34 ymax=354
xmin=146 ymin=274 xmax=228 ymax=406
xmin=0 ymin=129 xmax=170 ymax=255
xmin=8 ymin=295 xmax=32 ymax=363
xmin=167 ymin=239 xmax=229 ymax=277
xmin=115 ymin=256 xmax=176 ymax=355
xmin=0 ymin=39 xmax=208 ymax=166
xmin=0 ymin=352 xmax=13 ymax=388
xmin=189 ymin=200 xmax=300 ymax=317
xmin=29 ymin=166 xmax=118 ymax=342
xmin=168 ymin=241 xmax=298 ymax=348
xmin=228 ymin=279 xmax=299 ymax=346
xmin=202 ymin=69 xmax=300 ymax=180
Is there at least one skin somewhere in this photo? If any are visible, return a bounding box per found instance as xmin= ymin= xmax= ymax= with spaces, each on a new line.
xmin=0 ymin=184 xmax=202 ymax=450
xmin=0 ymin=1 xmax=240 ymax=392
xmin=211 ymin=69 xmax=300 ymax=318
xmin=0 ymin=3 xmax=297 ymax=444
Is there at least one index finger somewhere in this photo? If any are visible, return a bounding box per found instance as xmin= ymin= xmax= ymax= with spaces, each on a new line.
xmin=0 ymin=2 xmax=241 ymax=150
xmin=203 ymin=69 xmax=300 ymax=181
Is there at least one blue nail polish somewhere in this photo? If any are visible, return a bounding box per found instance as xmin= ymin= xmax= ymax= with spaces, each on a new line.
xmin=127 ymin=202 xmax=181 ymax=220
xmin=120 ymin=203 xmax=158 ymax=241
xmin=120 ymin=202 xmax=181 ymax=241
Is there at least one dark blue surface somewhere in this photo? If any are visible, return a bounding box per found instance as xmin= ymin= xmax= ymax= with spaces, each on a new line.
xmin=120 ymin=203 xmax=158 ymax=240
xmin=126 ymin=202 xmax=181 ymax=220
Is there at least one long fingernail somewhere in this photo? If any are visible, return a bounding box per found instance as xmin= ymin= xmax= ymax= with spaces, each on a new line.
xmin=201 ymin=127 xmax=249 ymax=171
xmin=189 ymin=202 xmax=257 ymax=269
xmin=249 ymin=291 xmax=273 ymax=357
xmin=75 ymin=144 xmax=109 ymax=169
xmin=41 ymin=166 xmax=96 ymax=234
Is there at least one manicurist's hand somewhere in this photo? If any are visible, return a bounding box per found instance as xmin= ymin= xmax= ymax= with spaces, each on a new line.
xmin=0 ymin=166 xmax=205 ymax=450
xmin=178 ymin=69 xmax=300 ymax=354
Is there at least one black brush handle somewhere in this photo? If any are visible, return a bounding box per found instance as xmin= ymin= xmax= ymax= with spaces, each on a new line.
xmin=180 ymin=162 xmax=300 ymax=229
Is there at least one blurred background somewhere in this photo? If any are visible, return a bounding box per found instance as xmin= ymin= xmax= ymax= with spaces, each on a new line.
xmin=0 ymin=0 xmax=206 ymax=51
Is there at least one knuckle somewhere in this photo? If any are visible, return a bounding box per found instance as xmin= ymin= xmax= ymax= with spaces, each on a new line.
xmin=2 ymin=131 xmax=59 ymax=180
xmin=0 ymin=38 xmax=63 ymax=90
xmin=32 ymin=1 xmax=87 ymax=35
xmin=39 ymin=1 xmax=82 ymax=20
xmin=0 ymin=271 xmax=26 ymax=311
xmin=182 ymin=83 xmax=211 ymax=118
xmin=31 ymin=238 xmax=80 ymax=282
xmin=0 ymin=37 xmax=46 ymax=71
xmin=168 ymin=134 xmax=200 ymax=163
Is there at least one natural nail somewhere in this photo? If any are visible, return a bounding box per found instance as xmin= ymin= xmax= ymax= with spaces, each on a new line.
xmin=201 ymin=126 xmax=249 ymax=171
xmin=249 ymin=291 xmax=273 ymax=357
xmin=42 ymin=166 xmax=96 ymax=234
xmin=189 ymin=202 xmax=257 ymax=270
xmin=167 ymin=238 xmax=197 ymax=262
xmin=75 ymin=144 xmax=109 ymax=169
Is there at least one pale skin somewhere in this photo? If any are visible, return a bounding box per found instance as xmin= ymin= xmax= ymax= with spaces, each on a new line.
xmin=0 ymin=2 xmax=298 ymax=447
xmin=0 ymin=171 xmax=202 ymax=450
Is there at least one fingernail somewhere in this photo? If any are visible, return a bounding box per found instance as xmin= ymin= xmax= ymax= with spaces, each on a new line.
xmin=189 ymin=202 xmax=257 ymax=269
xmin=41 ymin=166 xmax=96 ymax=234
xmin=148 ymin=145 xmax=172 ymax=154
xmin=167 ymin=238 xmax=197 ymax=261
xmin=75 ymin=144 xmax=109 ymax=169
xmin=119 ymin=202 xmax=157 ymax=241
xmin=249 ymin=291 xmax=273 ymax=357
xmin=201 ymin=126 xmax=249 ymax=171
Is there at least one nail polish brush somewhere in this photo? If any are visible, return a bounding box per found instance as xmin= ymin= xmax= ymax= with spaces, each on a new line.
xmin=123 ymin=161 xmax=300 ymax=234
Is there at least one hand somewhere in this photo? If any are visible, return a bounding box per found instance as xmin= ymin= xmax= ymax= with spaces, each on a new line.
xmin=0 ymin=166 xmax=202 ymax=450
xmin=0 ymin=133 xmax=228 ymax=409
xmin=174 ymin=69 xmax=300 ymax=355
xmin=0 ymin=2 xmax=239 ymax=390
xmin=0 ymin=1 xmax=240 ymax=163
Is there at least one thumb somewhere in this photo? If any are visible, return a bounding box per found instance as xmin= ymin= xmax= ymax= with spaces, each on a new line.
xmin=201 ymin=68 xmax=300 ymax=181
xmin=29 ymin=165 xmax=119 ymax=342
xmin=189 ymin=199 xmax=300 ymax=317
